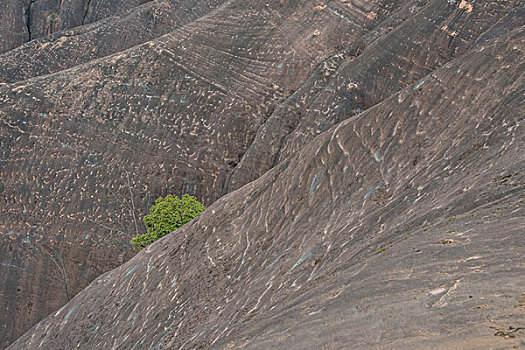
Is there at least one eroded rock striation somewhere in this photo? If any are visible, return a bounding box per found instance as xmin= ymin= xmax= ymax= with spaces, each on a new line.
xmin=224 ymin=1 xmax=524 ymax=193
xmin=1 ymin=0 xmax=424 ymax=346
xmin=0 ymin=0 xmax=151 ymax=54
xmin=0 ymin=0 xmax=227 ymax=83
xmin=7 ymin=23 xmax=525 ymax=350
xmin=1 ymin=0 xmax=524 ymax=348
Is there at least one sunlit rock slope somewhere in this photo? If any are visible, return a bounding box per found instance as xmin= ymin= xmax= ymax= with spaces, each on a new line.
xmin=7 ymin=24 xmax=524 ymax=350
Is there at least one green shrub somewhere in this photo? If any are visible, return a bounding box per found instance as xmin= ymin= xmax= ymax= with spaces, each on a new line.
xmin=130 ymin=194 xmax=205 ymax=250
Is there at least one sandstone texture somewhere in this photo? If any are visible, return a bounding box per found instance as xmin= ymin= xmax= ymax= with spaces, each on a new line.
xmin=0 ymin=0 xmax=150 ymax=54
xmin=1 ymin=0 xmax=524 ymax=348
xmin=1 ymin=0 xmax=418 ymax=345
xmin=0 ymin=0 xmax=227 ymax=83
xmin=224 ymin=1 xmax=524 ymax=193
xmin=7 ymin=23 xmax=525 ymax=350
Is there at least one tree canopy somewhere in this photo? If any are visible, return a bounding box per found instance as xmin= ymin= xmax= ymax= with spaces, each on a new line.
xmin=130 ymin=194 xmax=205 ymax=250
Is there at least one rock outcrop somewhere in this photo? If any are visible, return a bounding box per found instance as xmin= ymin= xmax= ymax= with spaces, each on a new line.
xmin=1 ymin=0 xmax=524 ymax=348
xmin=0 ymin=0 xmax=227 ymax=83
xmin=224 ymin=1 xmax=524 ymax=193
xmin=0 ymin=0 xmax=150 ymax=54
xmin=0 ymin=0 xmax=423 ymax=346
xmin=7 ymin=23 xmax=525 ymax=350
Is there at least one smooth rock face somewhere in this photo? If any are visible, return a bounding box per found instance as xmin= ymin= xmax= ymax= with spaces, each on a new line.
xmin=7 ymin=25 xmax=524 ymax=350
xmin=0 ymin=0 xmax=420 ymax=346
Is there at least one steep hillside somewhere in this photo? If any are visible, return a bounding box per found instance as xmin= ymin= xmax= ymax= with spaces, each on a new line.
xmin=0 ymin=0 xmax=424 ymax=346
xmin=224 ymin=2 xmax=524 ymax=193
xmin=0 ymin=0 xmax=227 ymax=83
xmin=0 ymin=0 xmax=150 ymax=54
xmin=8 ymin=25 xmax=524 ymax=350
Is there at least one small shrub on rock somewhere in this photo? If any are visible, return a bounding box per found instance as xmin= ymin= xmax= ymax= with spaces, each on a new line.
xmin=130 ymin=194 xmax=205 ymax=250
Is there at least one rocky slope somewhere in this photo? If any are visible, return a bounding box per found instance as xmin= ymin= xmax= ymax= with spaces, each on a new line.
xmin=0 ymin=0 xmax=227 ymax=83
xmin=0 ymin=0 xmax=151 ymax=54
xmin=0 ymin=0 xmax=419 ymax=346
xmin=7 ymin=24 xmax=524 ymax=350
xmin=1 ymin=0 xmax=524 ymax=348
xmin=224 ymin=2 xmax=524 ymax=193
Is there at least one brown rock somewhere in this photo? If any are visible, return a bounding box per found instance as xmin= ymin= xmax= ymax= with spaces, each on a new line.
xmin=224 ymin=0 xmax=523 ymax=194
xmin=1 ymin=1 xmax=524 ymax=348
xmin=7 ymin=22 xmax=524 ymax=350
xmin=0 ymin=0 xmax=419 ymax=346
xmin=0 ymin=0 xmax=150 ymax=54
xmin=0 ymin=0 xmax=227 ymax=83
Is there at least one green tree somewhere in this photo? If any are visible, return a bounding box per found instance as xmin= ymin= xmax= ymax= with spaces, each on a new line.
xmin=130 ymin=194 xmax=205 ymax=250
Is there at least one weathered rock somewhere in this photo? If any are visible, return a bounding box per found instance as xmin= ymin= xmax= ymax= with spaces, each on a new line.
xmin=0 ymin=0 xmax=30 ymax=54
xmin=0 ymin=0 xmax=421 ymax=346
xmin=7 ymin=24 xmax=524 ymax=350
xmin=0 ymin=0 xmax=227 ymax=83
xmin=0 ymin=0 xmax=150 ymax=54
xmin=224 ymin=0 xmax=524 ymax=193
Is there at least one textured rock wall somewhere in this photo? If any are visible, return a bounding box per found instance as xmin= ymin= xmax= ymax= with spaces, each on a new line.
xmin=0 ymin=0 xmax=418 ymax=346
xmin=7 ymin=25 xmax=524 ymax=350
xmin=224 ymin=0 xmax=523 ymax=193
xmin=0 ymin=0 xmax=150 ymax=54
xmin=0 ymin=0 xmax=30 ymax=54
xmin=0 ymin=0 xmax=227 ymax=83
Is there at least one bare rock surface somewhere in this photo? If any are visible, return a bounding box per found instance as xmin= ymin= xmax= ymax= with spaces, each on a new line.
xmin=0 ymin=0 xmax=227 ymax=83
xmin=0 ymin=0 xmax=150 ymax=54
xmin=7 ymin=24 xmax=524 ymax=350
xmin=0 ymin=0 xmax=421 ymax=346
xmin=224 ymin=0 xmax=524 ymax=193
